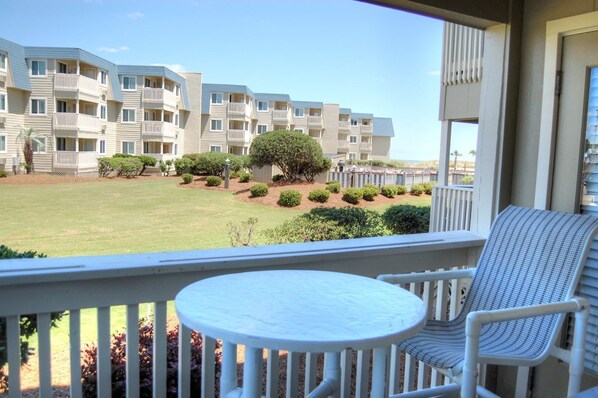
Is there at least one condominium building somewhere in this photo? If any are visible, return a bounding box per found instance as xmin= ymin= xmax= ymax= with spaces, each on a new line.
xmin=0 ymin=36 xmax=394 ymax=174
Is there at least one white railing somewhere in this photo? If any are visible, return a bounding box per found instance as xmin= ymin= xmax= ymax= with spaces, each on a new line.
xmin=142 ymin=88 xmax=177 ymax=109
xmin=54 ymin=113 xmax=100 ymax=134
xmin=54 ymin=73 xmax=100 ymax=97
xmin=361 ymin=125 xmax=373 ymax=134
xmin=141 ymin=121 xmax=177 ymax=138
xmin=227 ymin=102 xmax=249 ymax=117
xmin=339 ymin=121 xmax=350 ymax=130
xmin=308 ymin=116 xmax=322 ymax=126
xmin=360 ymin=142 xmax=372 ymax=151
xmin=338 ymin=140 xmax=349 ymax=149
xmin=430 ymin=185 xmax=474 ymax=232
xmin=0 ymin=232 xmax=484 ymax=398
xmin=442 ymin=22 xmax=484 ymax=86
xmin=272 ymin=110 xmax=289 ymax=121
xmin=228 ymin=129 xmax=249 ymax=143
xmin=53 ymin=151 xmax=98 ymax=169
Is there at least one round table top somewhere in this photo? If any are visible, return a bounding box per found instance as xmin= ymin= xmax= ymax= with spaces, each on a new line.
xmin=175 ymin=270 xmax=426 ymax=352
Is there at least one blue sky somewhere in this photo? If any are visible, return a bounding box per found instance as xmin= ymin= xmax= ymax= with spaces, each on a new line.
xmin=2 ymin=0 xmax=477 ymax=161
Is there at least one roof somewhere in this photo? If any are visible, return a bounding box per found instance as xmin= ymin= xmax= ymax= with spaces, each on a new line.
xmin=339 ymin=108 xmax=352 ymax=115
xmin=254 ymin=93 xmax=291 ymax=102
xmin=118 ymin=65 xmax=190 ymax=110
xmin=292 ymin=100 xmax=323 ymax=109
xmin=0 ymin=38 xmax=30 ymax=92
xmin=373 ymin=117 xmax=395 ymax=137
xmin=25 ymin=46 xmax=123 ymax=102
xmin=201 ymin=83 xmax=254 ymax=114
xmin=351 ymin=112 xmax=374 ymax=119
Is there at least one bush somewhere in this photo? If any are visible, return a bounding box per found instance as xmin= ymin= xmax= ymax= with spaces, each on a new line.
xmin=272 ymin=174 xmax=284 ymax=183
xmin=98 ymin=157 xmax=117 ymax=177
xmin=182 ymin=173 xmax=193 ymax=184
xmin=422 ymin=181 xmax=436 ymax=195
xmin=0 ymin=170 xmax=7 ymax=178
xmin=308 ymin=189 xmax=330 ymax=203
xmin=185 ymin=153 xmax=244 ymax=177
xmin=278 ymin=189 xmax=302 ymax=207
xmin=362 ymin=185 xmax=378 ymax=201
xmin=325 ymin=180 xmax=341 ymax=193
xmin=462 ymin=175 xmax=474 ymax=185
xmin=383 ymin=205 xmax=431 ymax=235
xmin=250 ymin=183 xmax=269 ymax=197
xmin=206 ymin=176 xmax=222 ymax=187
xmin=410 ymin=184 xmax=424 ymax=196
xmin=239 ymin=172 xmax=253 ymax=183
xmin=136 ymin=155 xmax=157 ymax=175
xmin=370 ymin=160 xmax=386 ymax=167
xmin=263 ymin=217 xmax=344 ymax=244
xmin=159 ymin=159 xmax=173 ymax=176
xmin=381 ymin=185 xmax=398 ymax=198
xmin=342 ymin=188 xmax=363 ymax=204
xmin=98 ymin=156 xmax=144 ymax=178
xmin=396 ymin=185 xmax=407 ymax=195
xmin=174 ymin=157 xmax=194 ymax=176
xmin=81 ymin=322 xmax=219 ymax=398
xmin=119 ymin=157 xmax=144 ymax=178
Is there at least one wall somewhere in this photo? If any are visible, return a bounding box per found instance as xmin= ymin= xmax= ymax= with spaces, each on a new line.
xmin=371 ymin=136 xmax=391 ymax=161
xmin=180 ymin=72 xmax=202 ymax=154
xmin=322 ymin=104 xmax=339 ymax=154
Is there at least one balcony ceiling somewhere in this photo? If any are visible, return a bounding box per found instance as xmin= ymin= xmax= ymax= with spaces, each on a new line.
xmin=361 ymin=0 xmax=511 ymax=28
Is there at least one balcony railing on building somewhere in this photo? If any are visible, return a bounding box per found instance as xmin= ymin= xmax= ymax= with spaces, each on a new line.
xmin=338 ymin=140 xmax=349 ymax=149
xmin=359 ymin=142 xmax=372 ymax=151
xmin=308 ymin=115 xmax=322 ymax=127
xmin=442 ymin=23 xmax=484 ymax=86
xmin=54 ymin=74 xmax=100 ymax=101
xmin=272 ymin=109 xmax=290 ymax=123
xmin=227 ymin=102 xmax=251 ymax=119
xmin=142 ymin=88 xmax=177 ymax=110
xmin=54 ymin=113 xmax=101 ymax=136
xmin=360 ymin=124 xmax=373 ymax=134
xmin=141 ymin=121 xmax=177 ymax=139
xmin=339 ymin=120 xmax=351 ymax=131
xmin=430 ymin=185 xmax=474 ymax=232
xmin=52 ymin=151 xmax=98 ymax=169
xmin=228 ymin=129 xmax=251 ymax=144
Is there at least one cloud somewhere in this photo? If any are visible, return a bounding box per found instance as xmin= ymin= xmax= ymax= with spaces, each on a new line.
xmin=428 ymin=70 xmax=441 ymax=76
xmin=152 ymin=63 xmax=186 ymax=73
xmin=98 ymin=46 xmax=130 ymax=53
xmin=127 ymin=12 xmax=144 ymax=20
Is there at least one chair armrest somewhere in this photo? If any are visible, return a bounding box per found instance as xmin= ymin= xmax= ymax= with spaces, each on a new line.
xmin=377 ymin=268 xmax=475 ymax=285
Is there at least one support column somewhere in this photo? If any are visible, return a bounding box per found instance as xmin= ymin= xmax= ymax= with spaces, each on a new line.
xmin=438 ymin=120 xmax=452 ymax=185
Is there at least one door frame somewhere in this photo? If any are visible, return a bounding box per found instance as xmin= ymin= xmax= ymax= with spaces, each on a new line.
xmin=535 ymin=11 xmax=598 ymax=209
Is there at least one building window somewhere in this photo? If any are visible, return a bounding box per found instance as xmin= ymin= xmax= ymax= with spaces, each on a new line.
xmin=122 ymin=108 xmax=135 ymax=123
xmin=174 ymin=143 xmax=178 ymax=155
xmin=294 ymin=108 xmax=304 ymax=117
xmin=175 ymin=113 xmax=179 ymax=127
xmin=0 ymin=52 xmax=6 ymax=70
xmin=211 ymin=93 xmax=223 ymax=104
xmin=30 ymin=98 xmax=46 ymax=115
xmin=32 ymin=137 xmax=46 ymax=153
xmin=351 ymin=119 xmax=358 ymax=126
xmin=257 ymin=124 xmax=268 ymax=134
xmin=0 ymin=93 xmax=6 ymax=112
xmin=257 ymin=101 xmax=268 ymax=112
xmin=211 ymin=119 xmax=223 ymax=131
xmin=0 ymin=134 xmax=6 ymax=153
xmin=122 ymin=76 xmax=136 ymax=91
xmin=100 ymin=105 xmax=107 ymax=120
xmin=122 ymin=141 xmax=135 ymax=155
xmin=56 ymin=137 xmax=66 ymax=151
xmin=349 ymin=152 xmax=357 ymax=160
xmin=294 ymin=128 xmax=304 ymax=134
xmin=349 ymin=136 xmax=357 ymax=144
xmin=175 ymin=85 xmax=180 ymax=97
xmin=99 ymin=139 xmax=106 ymax=155
xmin=30 ymin=60 xmax=46 ymax=76
xmin=210 ymin=145 xmax=222 ymax=153
xmin=100 ymin=70 xmax=107 ymax=85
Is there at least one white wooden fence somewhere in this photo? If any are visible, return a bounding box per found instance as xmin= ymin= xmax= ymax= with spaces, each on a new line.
xmin=429 ymin=185 xmax=474 ymax=232
xmin=328 ymin=170 xmax=473 ymax=190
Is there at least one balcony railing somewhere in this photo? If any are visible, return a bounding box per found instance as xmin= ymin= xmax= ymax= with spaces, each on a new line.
xmin=54 ymin=113 xmax=101 ymax=135
xmin=228 ymin=129 xmax=251 ymax=143
xmin=141 ymin=121 xmax=177 ymax=139
xmin=227 ymin=102 xmax=251 ymax=118
xmin=53 ymin=151 xmax=98 ymax=169
xmin=430 ymin=185 xmax=474 ymax=232
xmin=339 ymin=121 xmax=350 ymax=130
xmin=0 ymin=232 xmax=485 ymax=398
xmin=142 ymin=88 xmax=177 ymax=110
xmin=338 ymin=140 xmax=349 ymax=149
xmin=272 ymin=109 xmax=290 ymax=122
xmin=360 ymin=125 xmax=373 ymax=134
xmin=54 ymin=73 xmax=100 ymax=99
xmin=308 ymin=115 xmax=322 ymax=126
xmin=360 ymin=142 xmax=372 ymax=151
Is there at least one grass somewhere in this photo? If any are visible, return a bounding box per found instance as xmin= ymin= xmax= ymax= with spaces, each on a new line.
xmin=0 ymin=176 xmax=431 ymax=389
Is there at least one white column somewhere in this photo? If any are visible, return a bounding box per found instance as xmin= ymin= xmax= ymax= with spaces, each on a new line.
xmin=438 ymin=120 xmax=452 ymax=185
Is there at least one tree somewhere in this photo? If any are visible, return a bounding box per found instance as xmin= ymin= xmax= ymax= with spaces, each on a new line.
xmin=469 ymin=149 xmax=476 ymax=157
xmin=249 ymin=130 xmax=330 ymax=182
xmin=451 ymin=150 xmax=462 ymax=171
xmin=16 ymin=127 xmax=44 ymax=174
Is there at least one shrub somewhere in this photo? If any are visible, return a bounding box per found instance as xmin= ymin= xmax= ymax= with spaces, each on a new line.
xmin=462 ymin=175 xmax=474 ymax=185
xmin=119 ymin=157 xmax=144 ymax=178
xmin=308 ymin=189 xmax=330 ymax=203
xmin=98 ymin=157 xmax=117 ymax=177
xmin=272 ymin=174 xmax=284 ymax=183
xmin=422 ymin=181 xmax=436 ymax=195
xmin=206 ymin=176 xmax=222 ymax=187
xmin=325 ymin=180 xmax=341 ymax=193
xmin=182 ymin=173 xmax=194 ymax=184
xmin=174 ymin=157 xmax=194 ymax=176
xmin=342 ymin=188 xmax=363 ymax=204
xmin=99 ymin=157 xmax=143 ymax=178
xmin=136 ymin=155 xmax=157 ymax=175
xmin=263 ymin=217 xmax=344 ymax=244
xmin=383 ymin=205 xmax=431 ymax=235
xmin=186 ymin=153 xmax=244 ymax=177
xmin=81 ymin=322 xmax=219 ymax=398
xmin=250 ymin=183 xmax=269 ymax=197
xmin=278 ymin=189 xmax=302 ymax=207
xmin=362 ymin=185 xmax=378 ymax=201
xmin=381 ymin=185 xmax=398 ymax=198
xmin=231 ymin=171 xmax=241 ymax=179
xmin=0 ymin=170 xmax=7 ymax=178
xmin=239 ymin=172 xmax=253 ymax=183
xmin=396 ymin=185 xmax=407 ymax=195
xmin=410 ymin=184 xmax=425 ymax=196
xmin=370 ymin=160 xmax=386 ymax=167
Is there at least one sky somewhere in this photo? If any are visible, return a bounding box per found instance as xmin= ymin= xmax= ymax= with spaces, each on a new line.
xmin=1 ymin=0 xmax=478 ymax=161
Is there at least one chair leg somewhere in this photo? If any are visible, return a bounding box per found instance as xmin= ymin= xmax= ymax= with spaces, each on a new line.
xmin=568 ymin=302 xmax=590 ymax=397
xmin=462 ymin=314 xmax=482 ymax=398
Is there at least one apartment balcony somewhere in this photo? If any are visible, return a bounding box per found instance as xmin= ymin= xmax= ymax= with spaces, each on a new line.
xmin=54 ymin=73 xmax=101 ymax=102
xmin=360 ymin=124 xmax=373 ymax=135
xmin=272 ymin=109 xmax=290 ymax=123
xmin=141 ymin=121 xmax=177 ymax=140
xmin=360 ymin=142 xmax=372 ymax=151
xmin=142 ymin=88 xmax=177 ymax=111
xmin=228 ymin=129 xmax=252 ymax=144
xmin=142 ymin=153 xmax=177 ymax=163
xmin=338 ymin=140 xmax=349 ymax=149
xmin=308 ymin=115 xmax=323 ymax=127
xmin=227 ymin=102 xmax=252 ymax=119
xmin=54 ymin=113 xmax=101 ymax=137
xmin=339 ymin=120 xmax=351 ymax=131
xmin=52 ymin=150 xmax=98 ymax=170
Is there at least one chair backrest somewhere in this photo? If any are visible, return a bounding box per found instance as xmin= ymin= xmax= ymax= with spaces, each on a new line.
xmin=458 ymin=206 xmax=598 ymax=360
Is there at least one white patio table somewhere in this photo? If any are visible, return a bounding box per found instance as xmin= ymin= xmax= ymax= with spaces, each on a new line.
xmin=175 ymin=270 xmax=426 ymax=398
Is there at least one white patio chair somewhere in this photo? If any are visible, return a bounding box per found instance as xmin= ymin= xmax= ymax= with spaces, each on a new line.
xmin=378 ymin=206 xmax=598 ymax=398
